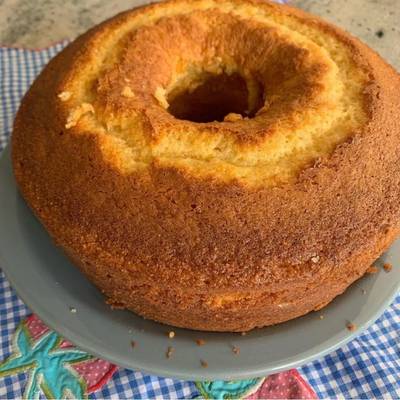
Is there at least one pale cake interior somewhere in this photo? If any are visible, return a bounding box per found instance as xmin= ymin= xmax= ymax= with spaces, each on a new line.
xmin=60 ymin=0 xmax=369 ymax=187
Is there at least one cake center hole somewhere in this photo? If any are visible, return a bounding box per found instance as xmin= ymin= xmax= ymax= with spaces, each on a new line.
xmin=167 ymin=72 xmax=264 ymax=123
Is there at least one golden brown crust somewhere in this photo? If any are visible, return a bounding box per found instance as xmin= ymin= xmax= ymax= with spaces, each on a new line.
xmin=11 ymin=0 xmax=400 ymax=331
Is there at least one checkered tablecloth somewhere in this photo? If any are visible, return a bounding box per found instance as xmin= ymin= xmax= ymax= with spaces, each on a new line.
xmin=1 ymin=38 xmax=400 ymax=400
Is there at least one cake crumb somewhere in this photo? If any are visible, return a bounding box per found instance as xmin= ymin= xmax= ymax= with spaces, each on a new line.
xmin=58 ymin=91 xmax=72 ymax=101
xmin=65 ymin=103 xmax=94 ymax=129
xmin=361 ymin=289 xmax=367 ymax=295
xmin=168 ymin=331 xmax=175 ymax=339
xmin=166 ymin=346 xmax=174 ymax=359
xmin=240 ymin=332 xmax=247 ymax=336
xmin=69 ymin=307 xmax=77 ymax=313
xmin=200 ymin=359 xmax=208 ymax=368
xmin=154 ymin=86 xmax=169 ymax=109
xmin=319 ymin=314 xmax=324 ymax=320
xmin=131 ymin=340 xmax=136 ymax=348
xmin=346 ymin=322 xmax=357 ymax=332
xmin=196 ymin=339 xmax=206 ymax=346
xmin=232 ymin=346 xmax=240 ymax=355
xmin=224 ymin=112 xmax=243 ymax=122
xmin=383 ymin=263 xmax=393 ymax=272
xmin=366 ymin=265 xmax=379 ymax=274
xmin=122 ymin=86 xmax=135 ymax=98
xmin=311 ymin=255 xmax=320 ymax=264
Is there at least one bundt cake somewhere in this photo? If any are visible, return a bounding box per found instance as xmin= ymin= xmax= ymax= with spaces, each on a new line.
xmin=12 ymin=0 xmax=400 ymax=331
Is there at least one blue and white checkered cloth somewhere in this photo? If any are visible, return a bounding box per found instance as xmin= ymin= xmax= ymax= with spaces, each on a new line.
xmin=1 ymin=41 xmax=400 ymax=399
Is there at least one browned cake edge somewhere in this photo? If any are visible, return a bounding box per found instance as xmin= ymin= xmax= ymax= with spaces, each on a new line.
xmin=11 ymin=0 xmax=400 ymax=331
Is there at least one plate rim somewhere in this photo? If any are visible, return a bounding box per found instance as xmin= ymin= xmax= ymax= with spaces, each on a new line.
xmin=1 ymin=145 xmax=399 ymax=380
xmin=3 ymin=264 xmax=398 ymax=381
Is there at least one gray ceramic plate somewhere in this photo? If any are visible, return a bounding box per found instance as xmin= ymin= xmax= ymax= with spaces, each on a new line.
xmin=0 ymin=146 xmax=399 ymax=380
